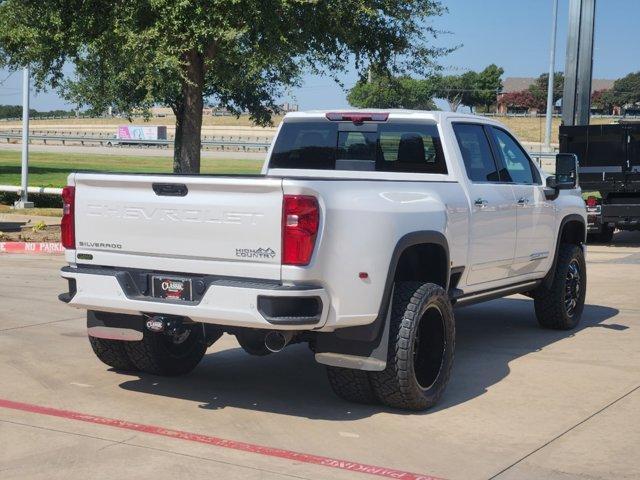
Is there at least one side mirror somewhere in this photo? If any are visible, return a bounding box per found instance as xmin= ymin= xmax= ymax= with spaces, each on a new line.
xmin=555 ymin=153 xmax=579 ymax=190
xmin=543 ymin=175 xmax=558 ymax=200
xmin=546 ymin=175 xmax=557 ymax=189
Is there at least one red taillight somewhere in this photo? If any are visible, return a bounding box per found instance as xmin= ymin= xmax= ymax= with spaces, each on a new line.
xmin=586 ymin=195 xmax=598 ymax=207
xmin=61 ymin=186 xmax=75 ymax=249
xmin=282 ymin=195 xmax=319 ymax=266
xmin=325 ymin=112 xmax=389 ymax=124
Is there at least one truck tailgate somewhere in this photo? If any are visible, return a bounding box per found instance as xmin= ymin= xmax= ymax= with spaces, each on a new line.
xmin=72 ymin=174 xmax=283 ymax=280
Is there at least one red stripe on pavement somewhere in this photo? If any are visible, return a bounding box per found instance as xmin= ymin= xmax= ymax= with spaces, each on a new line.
xmin=0 ymin=242 xmax=64 ymax=254
xmin=0 ymin=398 xmax=443 ymax=480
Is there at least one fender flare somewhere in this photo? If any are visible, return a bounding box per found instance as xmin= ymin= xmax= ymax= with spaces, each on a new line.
xmin=543 ymin=214 xmax=586 ymax=289
xmin=315 ymin=230 xmax=449 ymax=359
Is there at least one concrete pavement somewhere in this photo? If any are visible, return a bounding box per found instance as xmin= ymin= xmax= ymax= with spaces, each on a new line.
xmin=0 ymin=234 xmax=639 ymax=480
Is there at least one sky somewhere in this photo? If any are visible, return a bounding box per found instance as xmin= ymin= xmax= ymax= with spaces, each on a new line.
xmin=1 ymin=0 xmax=639 ymax=111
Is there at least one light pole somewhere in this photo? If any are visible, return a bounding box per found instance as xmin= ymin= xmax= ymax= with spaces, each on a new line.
xmin=544 ymin=0 xmax=559 ymax=150
xmin=15 ymin=66 xmax=33 ymax=209
xmin=563 ymin=0 xmax=597 ymax=126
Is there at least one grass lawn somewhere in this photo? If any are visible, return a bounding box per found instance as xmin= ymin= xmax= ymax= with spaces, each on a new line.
xmin=498 ymin=116 xmax=613 ymax=145
xmin=0 ymin=150 xmax=263 ymax=188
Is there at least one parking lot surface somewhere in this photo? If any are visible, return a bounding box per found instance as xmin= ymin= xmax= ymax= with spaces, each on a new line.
xmin=1 ymin=235 xmax=639 ymax=480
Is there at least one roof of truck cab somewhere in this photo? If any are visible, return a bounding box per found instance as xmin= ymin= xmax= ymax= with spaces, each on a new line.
xmin=283 ymin=110 xmax=501 ymax=124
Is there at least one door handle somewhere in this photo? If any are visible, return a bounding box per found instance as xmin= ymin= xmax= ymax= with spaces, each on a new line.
xmin=517 ymin=197 xmax=530 ymax=206
xmin=152 ymin=183 xmax=188 ymax=197
xmin=474 ymin=198 xmax=488 ymax=208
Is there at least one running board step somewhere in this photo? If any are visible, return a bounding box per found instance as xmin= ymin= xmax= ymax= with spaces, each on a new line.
xmin=450 ymin=281 xmax=540 ymax=308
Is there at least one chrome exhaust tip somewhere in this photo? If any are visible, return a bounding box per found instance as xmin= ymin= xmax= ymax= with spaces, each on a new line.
xmin=264 ymin=331 xmax=294 ymax=353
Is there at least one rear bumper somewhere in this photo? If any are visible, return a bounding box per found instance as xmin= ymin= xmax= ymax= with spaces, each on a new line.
xmin=60 ymin=266 xmax=329 ymax=330
xmin=601 ymin=204 xmax=640 ymax=230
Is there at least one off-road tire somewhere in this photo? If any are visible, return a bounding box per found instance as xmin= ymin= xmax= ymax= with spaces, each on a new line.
xmin=88 ymin=336 xmax=138 ymax=371
xmin=533 ymin=244 xmax=586 ymax=330
xmin=326 ymin=366 xmax=378 ymax=404
xmin=369 ymin=282 xmax=455 ymax=411
xmin=124 ymin=323 xmax=208 ymax=376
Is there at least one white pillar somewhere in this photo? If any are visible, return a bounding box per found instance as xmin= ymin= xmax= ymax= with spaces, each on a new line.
xmin=563 ymin=0 xmax=597 ymax=126
xmin=544 ymin=0 xmax=559 ymax=150
xmin=16 ymin=66 xmax=33 ymax=209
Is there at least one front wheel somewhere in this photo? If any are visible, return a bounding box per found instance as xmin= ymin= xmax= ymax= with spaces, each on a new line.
xmin=533 ymin=244 xmax=587 ymax=330
xmin=368 ymin=282 xmax=455 ymax=411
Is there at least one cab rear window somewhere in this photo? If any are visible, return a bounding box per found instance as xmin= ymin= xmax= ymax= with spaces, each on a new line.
xmin=269 ymin=120 xmax=447 ymax=174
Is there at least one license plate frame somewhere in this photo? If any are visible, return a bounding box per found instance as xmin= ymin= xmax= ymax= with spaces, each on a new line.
xmin=151 ymin=275 xmax=193 ymax=301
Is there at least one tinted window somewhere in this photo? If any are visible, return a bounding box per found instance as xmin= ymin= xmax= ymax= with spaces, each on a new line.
xmin=377 ymin=124 xmax=446 ymax=174
xmin=337 ymin=131 xmax=377 ymax=160
xmin=491 ymin=128 xmax=539 ymax=184
xmin=269 ymin=120 xmax=447 ymax=174
xmin=270 ymin=122 xmax=337 ymax=169
xmin=453 ymin=124 xmax=500 ymax=182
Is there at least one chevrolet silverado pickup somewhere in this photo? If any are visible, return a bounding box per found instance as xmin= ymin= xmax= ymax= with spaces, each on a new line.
xmin=59 ymin=111 xmax=587 ymax=410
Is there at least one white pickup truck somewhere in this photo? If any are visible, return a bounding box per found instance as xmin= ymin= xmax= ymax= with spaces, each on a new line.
xmin=59 ymin=111 xmax=587 ymax=410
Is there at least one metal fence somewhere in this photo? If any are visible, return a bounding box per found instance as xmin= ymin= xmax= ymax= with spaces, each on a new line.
xmin=0 ymin=131 xmax=272 ymax=151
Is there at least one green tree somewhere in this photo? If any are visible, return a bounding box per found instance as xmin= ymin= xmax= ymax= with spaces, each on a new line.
xmin=434 ymin=72 xmax=476 ymax=112
xmin=591 ymin=89 xmax=615 ymax=113
xmin=0 ymin=104 xmax=75 ymax=119
xmin=473 ymin=64 xmax=504 ymax=112
xmin=429 ymin=65 xmax=504 ymax=113
xmin=0 ymin=105 xmax=23 ymax=119
xmin=347 ymin=74 xmax=437 ymax=110
xmin=0 ymin=0 xmax=451 ymax=173
xmin=610 ymin=72 xmax=640 ymax=107
xmin=528 ymin=72 xmax=564 ymax=111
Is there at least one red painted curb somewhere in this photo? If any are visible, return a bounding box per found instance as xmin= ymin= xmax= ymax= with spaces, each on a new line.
xmin=0 ymin=398 xmax=443 ymax=480
xmin=0 ymin=242 xmax=64 ymax=254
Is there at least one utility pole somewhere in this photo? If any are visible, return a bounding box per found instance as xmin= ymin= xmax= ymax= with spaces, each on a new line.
xmin=562 ymin=0 xmax=597 ymax=126
xmin=544 ymin=0 xmax=559 ymax=150
xmin=15 ymin=66 xmax=33 ymax=209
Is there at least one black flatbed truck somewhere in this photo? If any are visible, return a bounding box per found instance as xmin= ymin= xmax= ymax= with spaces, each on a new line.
xmin=560 ymin=122 xmax=640 ymax=242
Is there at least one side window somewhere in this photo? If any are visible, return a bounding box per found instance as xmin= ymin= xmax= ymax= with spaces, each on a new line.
xmin=453 ymin=123 xmax=500 ymax=182
xmin=491 ymin=128 xmax=540 ymax=184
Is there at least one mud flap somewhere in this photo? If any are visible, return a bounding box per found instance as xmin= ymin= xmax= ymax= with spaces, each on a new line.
xmin=314 ymin=287 xmax=392 ymax=371
xmin=87 ymin=311 xmax=144 ymax=342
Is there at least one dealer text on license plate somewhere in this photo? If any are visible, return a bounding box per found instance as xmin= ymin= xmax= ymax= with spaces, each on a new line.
xmin=151 ymin=276 xmax=192 ymax=301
